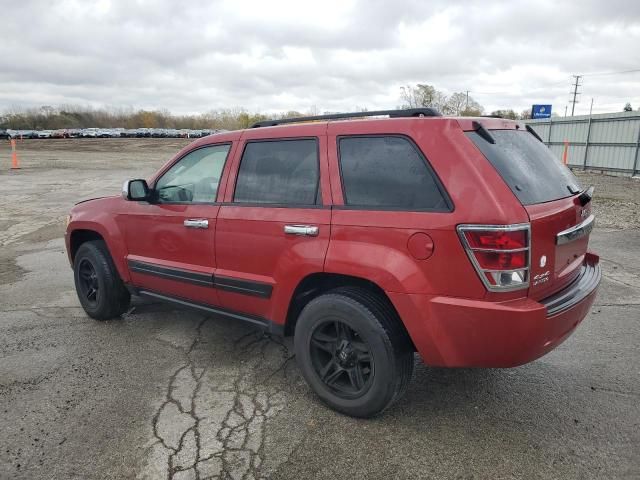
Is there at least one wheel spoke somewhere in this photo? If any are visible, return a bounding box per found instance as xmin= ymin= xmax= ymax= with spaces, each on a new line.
xmin=356 ymin=352 xmax=372 ymax=363
xmin=324 ymin=366 xmax=344 ymax=386
xmin=351 ymin=340 xmax=368 ymax=353
xmin=348 ymin=364 xmax=365 ymax=390
xmin=311 ymin=337 xmax=334 ymax=353
xmin=319 ymin=358 xmax=337 ymax=379
xmin=334 ymin=321 xmax=351 ymax=341
xmin=86 ymin=287 xmax=96 ymax=300
xmin=313 ymin=331 xmax=337 ymax=343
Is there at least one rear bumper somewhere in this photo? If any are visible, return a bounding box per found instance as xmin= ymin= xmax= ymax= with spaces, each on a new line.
xmin=389 ymin=253 xmax=601 ymax=368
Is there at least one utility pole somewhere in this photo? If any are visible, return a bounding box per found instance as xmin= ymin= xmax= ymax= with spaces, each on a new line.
xmin=569 ymin=75 xmax=582 ymax=116
xmin=564 ymin=105 xmax=568 ymax=117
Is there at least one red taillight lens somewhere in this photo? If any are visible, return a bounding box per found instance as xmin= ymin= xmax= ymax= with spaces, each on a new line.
xmin=473 ymin=251 xmax=527 ymax=270
xmin=463 ymin=230 xmax=527 ymax=250
xmin=458 ymin=224 xmax=530 ymax=291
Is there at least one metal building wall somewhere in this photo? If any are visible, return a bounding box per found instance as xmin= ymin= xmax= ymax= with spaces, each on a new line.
xmin=525 ymin=111 xmax=640 ymax=176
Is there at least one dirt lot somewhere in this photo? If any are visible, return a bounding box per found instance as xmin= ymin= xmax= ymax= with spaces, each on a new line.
xmin=1 ymin=139 xmax=639 ymax=480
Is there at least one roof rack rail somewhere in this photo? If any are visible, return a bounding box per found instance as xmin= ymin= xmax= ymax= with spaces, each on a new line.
xmin=250 ymin=108 xmax=441 ymax=128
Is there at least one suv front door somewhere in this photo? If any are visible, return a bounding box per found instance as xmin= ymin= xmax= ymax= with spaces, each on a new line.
xmin=120 ymin=143 xmax=232 ymax=306
xmin=215 ymin=126 xmax=332 ymax=326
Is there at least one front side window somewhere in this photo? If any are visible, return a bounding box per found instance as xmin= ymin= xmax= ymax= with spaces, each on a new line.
xmin=233 ymin=139 xmax=319 ymax=205
xmin=155 ymin=144 xmax=230 ymax=203
xmin=338 ymin=136 xmax=450 ymax=210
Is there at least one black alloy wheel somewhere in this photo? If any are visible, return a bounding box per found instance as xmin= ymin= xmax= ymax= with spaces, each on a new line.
xmin=73 ymin=240 xmax=130 ymax=320
xmin=77 ymin=258 xmax=100 ymax=307
xmin=309 ymin=320 xmax=374 ymax=398
xmin=294 ymin=288 xmax=415 ymax=417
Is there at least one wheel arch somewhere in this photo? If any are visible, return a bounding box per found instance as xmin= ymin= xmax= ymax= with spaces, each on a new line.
xmin=284 ymin=272 xmax=416 ymax=350
xmin=67 ymin=224 xmax=130 ymax=282
xmin=69 ymin=229 xmax=105 ymax=261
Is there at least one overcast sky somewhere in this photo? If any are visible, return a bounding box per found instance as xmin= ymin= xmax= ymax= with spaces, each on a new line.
xmin=1 ymin=0 xmax=639 ymax=116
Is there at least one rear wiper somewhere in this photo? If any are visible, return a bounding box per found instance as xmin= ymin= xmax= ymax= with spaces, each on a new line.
xmin=578 ymin=185 xmax=594 ymax=206
xmin=471 ymin=121 xmax=495 ymax=144
xmin=525 ymin=124 xmax=544 ymax=143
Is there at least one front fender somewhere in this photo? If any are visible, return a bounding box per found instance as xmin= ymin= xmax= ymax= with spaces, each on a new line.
xmin=66 ymin=202 xmax=129 ymax=282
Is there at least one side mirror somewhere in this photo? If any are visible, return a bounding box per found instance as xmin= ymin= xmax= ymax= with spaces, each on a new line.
xmin=122 ymin=179 xmax=150 ymax=201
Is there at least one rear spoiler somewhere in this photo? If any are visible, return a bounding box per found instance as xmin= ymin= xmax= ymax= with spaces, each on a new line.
xmin=578 ymin=186 xmax=594 ymax=206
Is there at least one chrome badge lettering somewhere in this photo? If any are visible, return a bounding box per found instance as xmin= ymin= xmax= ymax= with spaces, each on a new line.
xmin=533 ymin=270 xmax=550 ymax=286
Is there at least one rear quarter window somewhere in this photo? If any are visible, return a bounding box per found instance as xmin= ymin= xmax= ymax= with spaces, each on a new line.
xmin=467 ymin=130 xmax=582 ymax=205
xmin=338 ymin=136 xmax=451 ymax=211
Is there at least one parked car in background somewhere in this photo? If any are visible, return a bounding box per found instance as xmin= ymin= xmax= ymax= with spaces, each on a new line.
xmin=37 ymin=130 xmax=53 ymax=139
xmin=13 ymin=130 xmax=38 ymax=139
xmin=82 ymin=128 xmax=99 ymax=138
xmin=0 ymin=129 xmax=9 ymax=140
xmin=64 ymin=108 xmax=600 ymax=417
xmin=136 ymin=128 xmax=151 ymax=137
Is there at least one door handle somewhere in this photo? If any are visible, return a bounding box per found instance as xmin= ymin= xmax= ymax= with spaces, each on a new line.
xmin=284 ymin=224 xmax=319 ymax=236
xmin=183 ymin=219 xmax=209 ymax=229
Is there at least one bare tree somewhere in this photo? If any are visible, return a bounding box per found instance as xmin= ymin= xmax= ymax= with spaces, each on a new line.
xmin=400 ymin=84 xmax=484 ymax=115
xmin=520 ymin=109 xmax=532 ymax=120
xmin=490 ymin=109 xmax=519 ymax=119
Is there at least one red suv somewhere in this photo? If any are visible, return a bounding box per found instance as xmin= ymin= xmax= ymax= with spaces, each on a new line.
xmin=65 ymin=109 xmax=600 ymax=417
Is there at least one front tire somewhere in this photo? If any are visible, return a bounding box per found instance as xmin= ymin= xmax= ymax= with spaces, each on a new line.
xmin=73 ymin=240 xmax=130 ymax=320
xmin=294 ymin=287 xmax=414 ymax=418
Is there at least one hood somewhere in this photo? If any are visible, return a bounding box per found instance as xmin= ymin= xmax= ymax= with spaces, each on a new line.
xmin=75 ymin=195 xmax=117 ymax=205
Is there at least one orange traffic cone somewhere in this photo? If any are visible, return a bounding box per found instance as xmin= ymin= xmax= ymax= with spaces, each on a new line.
xmin=10 ymin=138 xmax=20 ymax=170
xmin=562 ymin=139 xmax=569 ymax=165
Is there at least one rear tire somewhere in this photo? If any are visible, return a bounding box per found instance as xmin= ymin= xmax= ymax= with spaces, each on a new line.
xmin=294 ymin=287 xmax=414 ymax=418
xmin=73 ymin=240 xmax=130 ymax=320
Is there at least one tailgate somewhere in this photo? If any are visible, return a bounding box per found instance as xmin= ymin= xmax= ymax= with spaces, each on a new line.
xmin=526 ymin=195 xmax=593 ymax=300
xmin=465 ymin=123 xmax=594 ymax=299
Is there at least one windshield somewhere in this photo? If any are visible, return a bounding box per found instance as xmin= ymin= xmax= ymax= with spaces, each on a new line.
xmin=466 ymin=129 xmax=582 ymax=205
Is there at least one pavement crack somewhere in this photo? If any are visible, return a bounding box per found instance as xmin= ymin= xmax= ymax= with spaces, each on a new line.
xmin=141 ymin=322 xmax=291 ymax=479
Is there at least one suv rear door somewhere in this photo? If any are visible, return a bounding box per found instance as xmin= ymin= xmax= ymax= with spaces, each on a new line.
xmin=214 ymin=124 xmax=332 ymax=325
xmin=465 ymin=123 xmax=593 ymax=299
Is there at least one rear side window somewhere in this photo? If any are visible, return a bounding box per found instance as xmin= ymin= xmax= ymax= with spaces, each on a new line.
xmin=234 ymin=139 xmax=319 ymax=205
xmin=338 ymin=136 xmax=450 ymax=210
xmin=466 ymin=130 xmax=582 ymax=205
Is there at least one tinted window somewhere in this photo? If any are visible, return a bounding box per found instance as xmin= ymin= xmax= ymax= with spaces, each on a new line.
xmin=155 ymin=144 xmax=230 ymax=203
xmin=467 ymin=130 xmax=582 ymax=205
xmin=234 ymin=139 xmax=319 ymax=205
xmin=338 ymin=136 xmax=449 ymax=210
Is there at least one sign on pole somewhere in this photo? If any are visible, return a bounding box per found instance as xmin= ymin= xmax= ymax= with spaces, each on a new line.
xmin=532 ymin=105 xmax=552 ymax=119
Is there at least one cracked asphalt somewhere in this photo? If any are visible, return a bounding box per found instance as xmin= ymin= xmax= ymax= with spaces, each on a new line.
xmin=1 ymin=139 xmax=639 ymax=479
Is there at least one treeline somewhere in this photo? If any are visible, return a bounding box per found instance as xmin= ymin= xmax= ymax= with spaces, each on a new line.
xmin=0 ymin=106 xmax=308 ymax=131
xmin=400 ymin=84 xmax=538 ymax=119
xmin=1 ymin=84 xmax=545 ymax=131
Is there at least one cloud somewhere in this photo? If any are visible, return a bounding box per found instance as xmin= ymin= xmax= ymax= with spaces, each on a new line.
xmin=1 ymin=0 xmax=639 ymax=115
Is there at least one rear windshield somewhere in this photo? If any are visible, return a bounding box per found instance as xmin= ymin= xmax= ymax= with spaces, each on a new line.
xmin=466 ymin=129 xmax=582 ymax=205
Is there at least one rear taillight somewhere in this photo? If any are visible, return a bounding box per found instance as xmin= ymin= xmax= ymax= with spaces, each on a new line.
xmin=457 ymin=223 xmax=530 ymax=291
